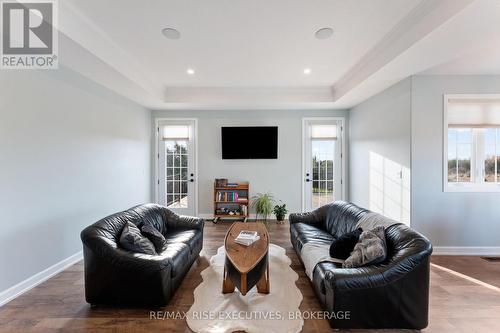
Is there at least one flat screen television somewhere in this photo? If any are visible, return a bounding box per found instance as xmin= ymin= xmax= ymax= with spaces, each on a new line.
xmin=221 ymin=126 xmax=278 ymax=159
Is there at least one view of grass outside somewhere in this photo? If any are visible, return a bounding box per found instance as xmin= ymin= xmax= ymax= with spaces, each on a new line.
xmin=311 ymin=141 xmax=335 ymax=207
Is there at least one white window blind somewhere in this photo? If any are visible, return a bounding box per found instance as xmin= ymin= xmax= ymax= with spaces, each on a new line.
xmin=162 ymin=125 xmax=189 ymax=140
xmin=448 ymin=99 xmax=500 ymax=128
xmin=310 ymin=124 xmax=337 ymax=139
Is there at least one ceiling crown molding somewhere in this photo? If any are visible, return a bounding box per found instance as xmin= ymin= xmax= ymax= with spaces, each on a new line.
xmin=332 ymin=0 xmax=474 ymax=103
xmin=161 ymin=86 xmax=336 ymax=110
xmin=57 ymin=1 xmax=164 ymax=105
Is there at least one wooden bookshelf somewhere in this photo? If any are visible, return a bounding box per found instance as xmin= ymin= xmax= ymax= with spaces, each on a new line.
xmin=213 ymin=181 xmax=249 ymax=223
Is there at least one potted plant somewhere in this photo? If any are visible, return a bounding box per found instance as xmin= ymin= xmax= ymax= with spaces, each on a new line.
xmin=273 ymin=203 xmax=288 ymax=224
xmin=251 ymin=193 xmax=274 ymax=226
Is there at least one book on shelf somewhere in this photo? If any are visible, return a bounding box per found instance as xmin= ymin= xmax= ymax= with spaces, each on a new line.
xmin=216 ymin=191 xmax=240 ymax=202
xmin=234 ymin=230 xmax=260 ymax=246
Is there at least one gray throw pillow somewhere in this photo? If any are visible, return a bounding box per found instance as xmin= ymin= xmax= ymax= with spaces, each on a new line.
xmin=141 ymin=223 xmax=167 ymax=253
xmin=119 ymin=221 xmax=157 ymax=255
xmin=343 ymin=226 xmax=387 ymax=268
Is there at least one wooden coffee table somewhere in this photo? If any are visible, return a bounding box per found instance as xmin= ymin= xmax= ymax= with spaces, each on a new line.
xmin=222 ymin=222 xmax=270 ymax=295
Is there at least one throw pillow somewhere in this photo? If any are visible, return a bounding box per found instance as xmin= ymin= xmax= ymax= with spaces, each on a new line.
xmin=343 ymin=226 xmax=387 ymax=268
xmin=119 ymin=221 xmax=157 ymax=255
xmin=329 ymin=228 xmax=363 ymax=260
xmin=141 ymin=223 xmax=167 ymax=253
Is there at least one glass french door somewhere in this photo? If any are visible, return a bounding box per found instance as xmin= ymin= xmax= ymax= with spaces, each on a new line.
xmin=303 ymin=119 xmax=343 ymax=211
xmin=158 ymin=120 xmax=197 ymax=216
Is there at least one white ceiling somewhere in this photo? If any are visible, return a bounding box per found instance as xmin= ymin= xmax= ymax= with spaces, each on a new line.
xmin=56 ymin=0 xmax=500 ymax=109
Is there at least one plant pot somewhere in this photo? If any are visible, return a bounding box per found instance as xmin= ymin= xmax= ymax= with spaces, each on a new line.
xmin=276 ymin=215 xmax=285 ymax=224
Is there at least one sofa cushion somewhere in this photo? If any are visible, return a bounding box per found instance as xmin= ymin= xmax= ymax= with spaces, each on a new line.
xmin=291 ymin=223 xmax=334 ymax=252
xmin=329 ymin=228 xmax=363 ymax=260
xmin=141 ymin=224 xmax=167 ymax=252
xmin=166 ymin=229 xmax=202 ymax=253
xmin=119 ymin=221 xmax=157 ymax=255
xmin=343 ymin=226 xmax=387 ymax=268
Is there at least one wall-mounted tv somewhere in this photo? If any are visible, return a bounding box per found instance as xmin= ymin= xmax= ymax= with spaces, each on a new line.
xmin=221 ymin=126 xmax=278 ymax=159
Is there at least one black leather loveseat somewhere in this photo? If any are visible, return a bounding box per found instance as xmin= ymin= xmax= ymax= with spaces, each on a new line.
xmin=81 ymin=204 xmax=204 ymax=306
xmin=290 ymin=201 xmax=432 ymax=329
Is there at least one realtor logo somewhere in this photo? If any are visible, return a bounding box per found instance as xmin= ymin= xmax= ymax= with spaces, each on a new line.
xmin=1 ymin=0 xmax=58 ymax=69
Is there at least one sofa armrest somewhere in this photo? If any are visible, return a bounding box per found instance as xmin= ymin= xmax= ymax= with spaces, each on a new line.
xmin=323 ymin=244 xmax=432 ymax=292
xmin=289 ymin=209 xmax=325 ymax=228
xmin=162 ymin=208 xmax=204 ymax=231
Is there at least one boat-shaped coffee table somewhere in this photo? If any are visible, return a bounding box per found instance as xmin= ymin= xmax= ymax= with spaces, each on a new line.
xmin=222 ymin=222 xmax=270 ymax=295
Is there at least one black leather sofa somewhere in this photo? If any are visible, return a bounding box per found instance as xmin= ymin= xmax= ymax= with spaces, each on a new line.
xmin=290 ymin=201 xmax=432 ymax=329
xmin=81 ymin=203 xmax=204 ymax=306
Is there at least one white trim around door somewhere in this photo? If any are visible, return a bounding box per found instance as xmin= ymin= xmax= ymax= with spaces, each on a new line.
xmin=155 ymin=118 xmax=199 ymax=216
xmin=302 ymin=117 xmax=346 ymax=212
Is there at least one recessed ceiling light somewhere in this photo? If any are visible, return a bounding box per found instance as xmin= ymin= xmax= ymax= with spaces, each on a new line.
xmin=161 ymin=27 xmax=181 ymax=39
xmin=315 ymin=27 xmax=333 ymax=39
xmin=303 ymin=68 xmax=311 ymax=75
xmin=187 ymin=68 xmax=195 ymax=75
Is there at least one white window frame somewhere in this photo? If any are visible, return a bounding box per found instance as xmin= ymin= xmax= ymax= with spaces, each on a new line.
xmin=302 ymin=117 xmax=346 ymax=211
xmin=443 ymin=94 xmax=500 ymax=192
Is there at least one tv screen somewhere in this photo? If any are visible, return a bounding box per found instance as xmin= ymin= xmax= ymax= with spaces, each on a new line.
xmin=221 ymin=126 xmax=278 ymax=159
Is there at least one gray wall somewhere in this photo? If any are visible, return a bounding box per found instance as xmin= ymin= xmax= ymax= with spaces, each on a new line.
xmin=349 ymin=78 xmax=411 ymax=224
xmin=153 ymin=109 xmax=348 ymax=216
xmin=0 ymin=67 xmax=151 ymax=293
xmin=411 ymin=75 xmax=500 ymax=247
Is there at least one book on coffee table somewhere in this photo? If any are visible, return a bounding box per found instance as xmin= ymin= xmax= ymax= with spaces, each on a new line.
xmin=235 ymin=230 xmax=260 ymax=246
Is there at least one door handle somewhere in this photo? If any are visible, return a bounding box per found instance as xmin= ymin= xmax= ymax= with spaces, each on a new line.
xmin=189 ymin=179 xmax=195 ymax=182
xmin=305 ymin=179 xmax=311 ymax=182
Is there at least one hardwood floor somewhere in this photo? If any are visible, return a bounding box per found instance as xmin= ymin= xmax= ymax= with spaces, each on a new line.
xmin=1 ymin=221 xmax=500 ymax=332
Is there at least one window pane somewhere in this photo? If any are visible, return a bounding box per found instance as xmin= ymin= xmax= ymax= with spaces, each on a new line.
xmin=319 ymin=161 xmax=326 ymax=179
xmin=448 ymin=129 xmax=458 ymax=182
xmin=456 ymin=128 xmax=472 ymax=143
xmin=166 ymin=153 xmax=174 ymax=168
xmin=457 ymin=144 xmax=471 ymax=182
xmin=179 ymin=193 xmax=188 ymax=208
xmin=484 ymin=128 xmax=498 ymax=183
xmin=497 ymin=156 xmax=500 ymax=181
xmin=448 ymin=128 xmax=472 ymax=183
xmin=326 ymin=181 xmax=334 ymax=203
xmin=312 ymin=158 xmax=319 ymax=180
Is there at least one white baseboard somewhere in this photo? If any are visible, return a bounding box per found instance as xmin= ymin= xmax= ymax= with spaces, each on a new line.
xmin=433 ymin=247 xmax=500 ymax=256
xmin=0 ymin=251 xmax=83 ymax=307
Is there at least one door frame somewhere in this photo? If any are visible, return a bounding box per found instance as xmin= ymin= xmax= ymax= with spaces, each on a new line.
xmin=154 ymin=118 xmax=199 ymax=216
xmin=301 ymin=117 xmax=346 ymax=212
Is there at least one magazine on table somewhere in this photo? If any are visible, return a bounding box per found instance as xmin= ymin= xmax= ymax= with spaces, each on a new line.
xmin=235 ymin=230 xmax=260 ymax=246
